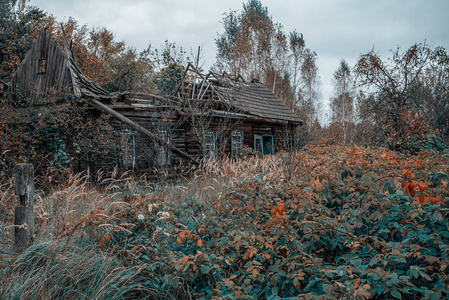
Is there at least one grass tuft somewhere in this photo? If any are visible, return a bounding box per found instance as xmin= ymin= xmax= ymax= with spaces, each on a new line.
xmin=0 ymin=239 xmax=163 ymax=299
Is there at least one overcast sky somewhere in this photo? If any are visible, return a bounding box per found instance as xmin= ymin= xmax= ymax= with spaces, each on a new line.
xmin=28 ymin=0 xmax=449 ymax=115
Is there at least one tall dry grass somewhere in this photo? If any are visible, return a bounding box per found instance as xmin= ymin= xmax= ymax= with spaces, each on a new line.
xmin=1 ymin=152 xmax=302 ymax=247
xmin=159 ymin=152 xmax=303 ymax=205
xmin=0 ymin=178 xmax=15 ymax=261
xmin=0 ymin=152 xmax=304 ymax=299
xmin=0 ymin=170 xmax=167 ymax=299
xmin=0 ymin=240 xmax=163 ymax=299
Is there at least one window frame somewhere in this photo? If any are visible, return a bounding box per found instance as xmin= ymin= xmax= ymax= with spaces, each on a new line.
xmin=231 ymin=130 xmax=243 ymax=158
xmin=203 ymin=130 xmax=217 ymax=159
xmin=156 ymin=129 xmax=172 ymax=166
xmin=254 ymin=135 xmax=263 ymax=156
xmin=254 ymin=134 xmax=274 ymax=156
xmin=120 ymin=129 xmax=136 ymax=169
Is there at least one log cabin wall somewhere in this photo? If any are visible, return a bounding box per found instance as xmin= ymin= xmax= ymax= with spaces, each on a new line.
xmin=6 ymin=30 xmax=304 ymax=176
xmin=180 ymin=118 xmax=295 ymax=159
xmin=106 ymin=104 xmax=185 ymax=172
xmin=75 ymin=107 xmax=297 ymax=174
xmin=77 ymin=100 xmax=300 ymax=172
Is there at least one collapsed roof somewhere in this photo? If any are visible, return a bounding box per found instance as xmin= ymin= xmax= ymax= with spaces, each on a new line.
xmin=176 ymin=63 xmax=303 ymax=125
xmin=4 ymin=29 xmax=302 ymax=164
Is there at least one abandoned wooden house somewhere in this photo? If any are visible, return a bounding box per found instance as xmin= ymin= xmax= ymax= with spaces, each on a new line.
xmin=2 ymin=29 xmax=303 ymax=173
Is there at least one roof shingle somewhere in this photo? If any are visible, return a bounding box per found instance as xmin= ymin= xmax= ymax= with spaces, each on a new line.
xmin=216 ymin=81 xmax=302 ymax=124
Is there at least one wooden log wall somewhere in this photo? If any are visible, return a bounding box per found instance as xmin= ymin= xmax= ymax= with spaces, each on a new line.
xmin=8 ymin=30 xmax=73 ymax=101
xmin=181 ymin=119 xmax=293 ymax=158
xmin=99 ymin=105 xmax=187 ymax=171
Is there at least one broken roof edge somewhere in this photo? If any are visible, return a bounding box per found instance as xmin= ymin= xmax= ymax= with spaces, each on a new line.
xmin=57 ymin=25 xmax=110 ymax=99
xmin=175 ymin=63 xmax=303 ymax=125
xmin=210 ymin=109 xmax=302 ymax=125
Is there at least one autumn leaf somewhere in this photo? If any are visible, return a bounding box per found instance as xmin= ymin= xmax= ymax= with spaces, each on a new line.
xmin=99 ymin=236 xmax=105 ymax=247
xmin=176 ymin=232 xmax=186 ymax=246
xmin=402 ymin=169 xmax=412 ymax=178
xmin=243 ymin=248 xmax=258 ymax=260
xmin=198 ymin=227 xmax=205 ymax=234
xmin=293 ymin=277 xmax=301 ymax=290
xmin=418 ymin=183 xmax=428 ymax=192
xmin=104 ymin=233 xmax=112 ymax=242
xmin=312 ymin=178 xmax=322 ymax=192
xmin=429 ymin=197 xmax=441 ymax=204
xmin=354 ymin=278 xmax=361 ymax=289
xmin=197 ymin=239 xmax=203 ymax=247
xmin=277 ymin=205 xmax=284 ymax=214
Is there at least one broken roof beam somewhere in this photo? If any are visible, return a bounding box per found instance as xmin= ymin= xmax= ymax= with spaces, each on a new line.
xmin=197 ymin=72 xmax=214 ymax=100
xmin=87 ymin=98 xmax=199 ymax=165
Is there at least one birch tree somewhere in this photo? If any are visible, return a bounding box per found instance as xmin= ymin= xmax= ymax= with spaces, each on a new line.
xmin=330 ymin=59 xmax=355 ymax=143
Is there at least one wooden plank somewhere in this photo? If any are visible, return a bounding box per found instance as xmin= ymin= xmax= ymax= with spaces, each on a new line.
xmin=43 ymin=36 xmax=54 ymax=95
xmin=14 ymin=206 xmax=34 ymax=252
xmin=88 ymin=99 xmax=199 ymax=165
xmin=14 ymin=164 xmax=34 ymax=252
xmin=56 ymin=41 xmax=67 ymax=89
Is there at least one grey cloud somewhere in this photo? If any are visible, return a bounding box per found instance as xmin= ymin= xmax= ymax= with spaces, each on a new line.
xmin=29 ymin=0 xmax=449 ymax=105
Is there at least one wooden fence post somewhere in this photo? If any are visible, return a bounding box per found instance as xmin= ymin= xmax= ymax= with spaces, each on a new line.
xmin=14 ymin=163 xmax=34 ymax=252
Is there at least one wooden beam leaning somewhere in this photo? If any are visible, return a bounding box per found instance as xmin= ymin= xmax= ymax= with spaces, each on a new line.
xmin=88 ymin=99 xmax=199 ymax=165
xmin=14 ymin=163 xmax=34 ymax=252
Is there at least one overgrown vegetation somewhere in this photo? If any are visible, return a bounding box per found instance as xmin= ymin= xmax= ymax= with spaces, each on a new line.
xmin=354 ymin=43 xmax=449 ymax=149
xmin=0 ymin=92 xmax=118 ymax=181
xmin=1 ymin=142 xmax=448 ymax=299
xmin=2 ymin=0 xmax=449 ymax=149
xmin=1 ymin=0 xmax=449 ymax=298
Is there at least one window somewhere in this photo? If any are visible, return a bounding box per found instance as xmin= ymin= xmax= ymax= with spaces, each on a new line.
xmin=263 ymin=135 xmax=274 ymax=155
xmin=203 ymin=130 xmax=216 ymax=158
xmin=38 ymin=59 xmax=46 ymax=74
xmin=231 ymin=131 xmax=243 ymax=158
xmin=156 ymin=129 xmax=171 ymax=166
xmin=254 ymin=134 xmax=274 ymax=156
xmin=254 ymin=135 xmax=263 ymax=156
xmin=120 ymin=129 xmax=136 ymax=169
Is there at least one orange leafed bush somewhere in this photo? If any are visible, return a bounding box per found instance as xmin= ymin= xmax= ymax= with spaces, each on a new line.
xmin=271 ymin=200 xmax=287 ymax=216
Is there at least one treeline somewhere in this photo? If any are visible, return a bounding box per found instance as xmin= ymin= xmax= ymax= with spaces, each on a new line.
xmin=0 ymin=0 xmax=197 ymax=95
xmin=215 ymin=0 xmax=449 ymax=150
xmin=1 ymin=0 xmax=448 ymax=153
xmin=0 ymin=0 xmax=323 ymax=141
xmin=329 ymin=44 xmax=449 ymax=152
xmin=214 ymin=0 xmax=322 ymax=141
